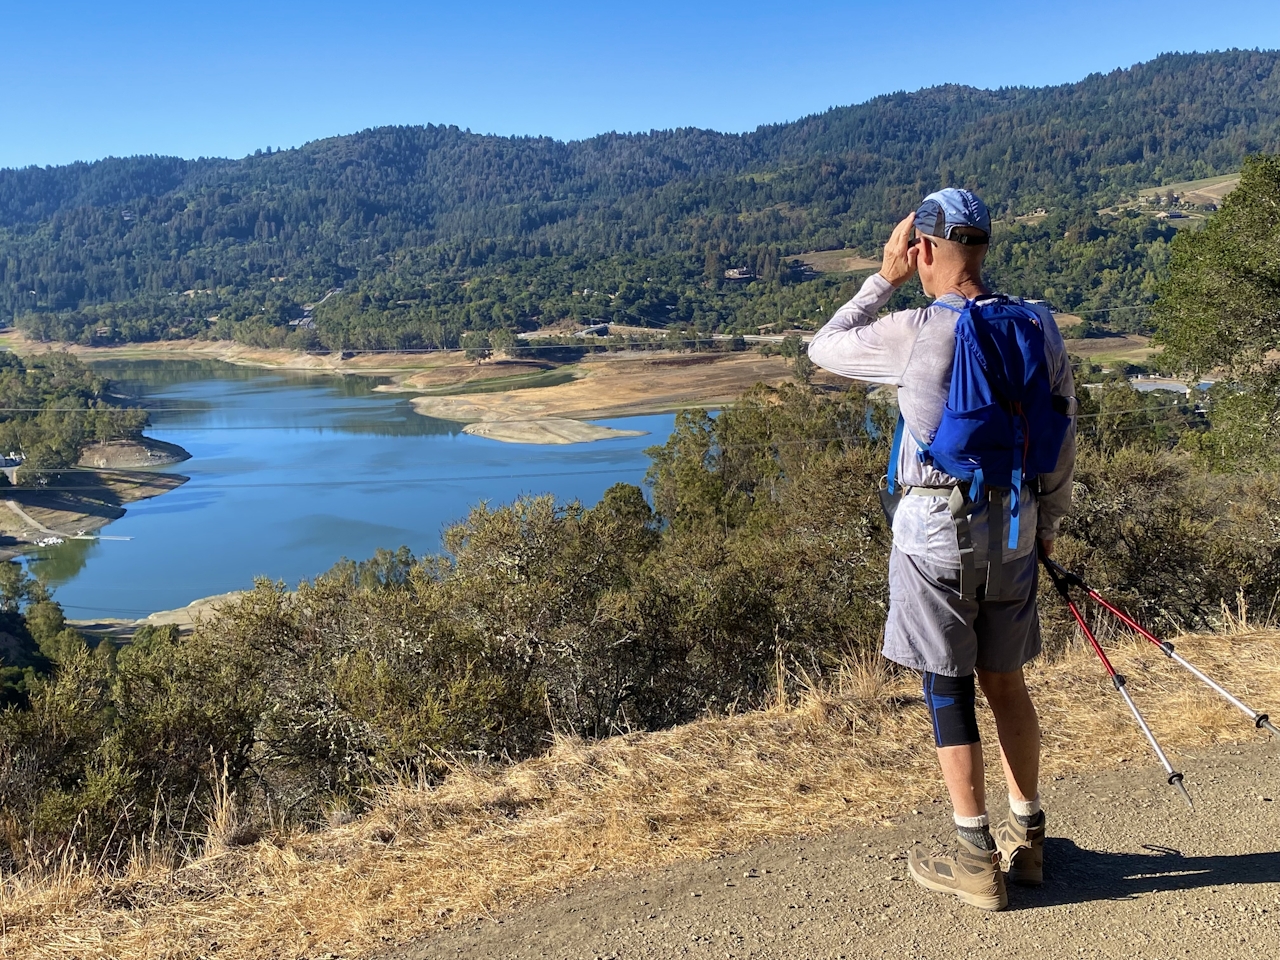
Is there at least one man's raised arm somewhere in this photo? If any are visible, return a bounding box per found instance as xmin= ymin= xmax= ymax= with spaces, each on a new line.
xmin=807 ymin=213 xmax=924 ymax=385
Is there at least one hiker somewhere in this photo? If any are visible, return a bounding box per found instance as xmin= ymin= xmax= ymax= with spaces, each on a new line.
xmin=807 ymin=189 xmax=1077 ymax=911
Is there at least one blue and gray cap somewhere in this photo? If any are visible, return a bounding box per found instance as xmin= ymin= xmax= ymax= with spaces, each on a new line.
xmin=914 ymin=188 xmax=990 ymax=246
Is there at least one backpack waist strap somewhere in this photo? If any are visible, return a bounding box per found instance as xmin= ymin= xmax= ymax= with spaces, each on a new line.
xmin=903 ymin=485 xmax=1014 ymax=601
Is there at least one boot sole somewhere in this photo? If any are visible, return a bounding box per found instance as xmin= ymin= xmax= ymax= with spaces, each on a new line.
xmin=907 ymin=859 xmax=1007 ymax=910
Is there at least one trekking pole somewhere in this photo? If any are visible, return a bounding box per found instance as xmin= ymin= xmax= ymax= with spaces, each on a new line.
xmin=1043 ymin=556 xmax=1278 ymax=739
xmin=1039 ymin=549 xmax=1194 ymax=809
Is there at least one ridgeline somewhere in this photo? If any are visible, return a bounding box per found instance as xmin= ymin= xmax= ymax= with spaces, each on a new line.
xmin=3 ymin=50 xmax=1279 ymax=349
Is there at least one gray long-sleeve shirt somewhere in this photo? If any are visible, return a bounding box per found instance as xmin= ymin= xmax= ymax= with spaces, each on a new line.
xmin=808 ymin=273 xmax=1076 ymax=567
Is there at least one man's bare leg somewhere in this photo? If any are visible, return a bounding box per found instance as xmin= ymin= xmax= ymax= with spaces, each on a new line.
xmin=909 ymin=706 xmax=1006 ymax=910
xmin=937 ymin=742 xmax=986 ymax=817
xmin=976 ymin=667 xmax=1040 ymax=802
xmin=977 ymin=666 xmax=1046 ymax=884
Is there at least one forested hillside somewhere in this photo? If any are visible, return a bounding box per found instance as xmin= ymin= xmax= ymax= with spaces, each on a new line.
xmin=3 ymin=50 xmax=1279 ymax=349
xmin=0 ymin=352 xmax=147 ymax=470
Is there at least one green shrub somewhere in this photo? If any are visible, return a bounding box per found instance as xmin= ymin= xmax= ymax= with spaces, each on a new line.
xmin=0 ymin=382 xmax=1276 ymax=870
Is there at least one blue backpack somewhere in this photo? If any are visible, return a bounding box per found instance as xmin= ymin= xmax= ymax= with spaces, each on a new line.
xmin=888 ymin=296 xmax=1071 ymax=554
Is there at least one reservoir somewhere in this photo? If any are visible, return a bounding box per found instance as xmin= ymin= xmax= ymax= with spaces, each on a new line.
xmin=27 ymin=359 xmax=674 ymax=620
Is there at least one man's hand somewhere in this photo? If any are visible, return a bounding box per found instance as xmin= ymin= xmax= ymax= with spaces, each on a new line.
xmin=879 ymin=213 xmax=919 ymax=288
xmin=1038 ymin=538 xmax=1055 ymax=559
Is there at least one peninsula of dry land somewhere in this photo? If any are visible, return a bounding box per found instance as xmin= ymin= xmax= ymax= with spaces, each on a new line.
xmin=0 ymin=467 xmax=188 ymax=559
xmin=407 ymin=352 xmax=801 ymax=441
xmin=4 ymin=333 xmax=805 ymax=444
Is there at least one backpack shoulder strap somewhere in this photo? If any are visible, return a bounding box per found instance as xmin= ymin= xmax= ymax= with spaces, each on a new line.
xmin=886 ymin=413 xmax=907 ymax=495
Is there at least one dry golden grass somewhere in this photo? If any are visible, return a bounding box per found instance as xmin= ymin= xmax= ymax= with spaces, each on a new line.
xmin=409 ymin=352 xmax=795 ymax=424
xmin=2 ymin=630 xmax=1277 ymax=960
xmin=1064 ymin=333 xmax=1156 ymax=363
xmin=790 ymin=249 xmax=881 ymax=274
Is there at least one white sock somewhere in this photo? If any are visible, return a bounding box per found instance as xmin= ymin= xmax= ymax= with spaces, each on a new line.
xmin=1009 ymin=794 xmax=1041 ymax=818
xmin=953 ymin=812 xmax=990 ymax=829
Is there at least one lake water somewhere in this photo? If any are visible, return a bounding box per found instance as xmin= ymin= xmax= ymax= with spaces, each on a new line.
xmin=28 ymin=360 xmax=674 ymax=620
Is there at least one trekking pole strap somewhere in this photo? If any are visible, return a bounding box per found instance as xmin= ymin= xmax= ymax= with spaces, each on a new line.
xmin=1043 ymin=555 xmax=1087 ymax=590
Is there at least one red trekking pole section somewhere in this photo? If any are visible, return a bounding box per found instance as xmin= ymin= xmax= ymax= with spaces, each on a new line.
xmin=1039 ymin=549 xmax=1194 ymax=808
xmin=1043 ymin=554 xmax=1279 ymax=739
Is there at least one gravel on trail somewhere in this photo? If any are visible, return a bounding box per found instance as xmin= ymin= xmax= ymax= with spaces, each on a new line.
xmin=389 ymin=742 xmax=1279 ymax=960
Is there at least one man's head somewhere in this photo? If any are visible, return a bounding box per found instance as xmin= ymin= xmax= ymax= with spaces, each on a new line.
xmin=911 ymin=188 xmax=990 ymax=298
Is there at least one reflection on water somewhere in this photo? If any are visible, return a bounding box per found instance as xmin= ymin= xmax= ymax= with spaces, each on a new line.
xmin=30 ymin=358 xmax=672 ymax=620
xmin=96 ymin=359 xmax=462 ymax=438
xmin=97 ymin=358 xmax=392 ymax=392
xmin=25 ymin=537 xmax=98 ymax=582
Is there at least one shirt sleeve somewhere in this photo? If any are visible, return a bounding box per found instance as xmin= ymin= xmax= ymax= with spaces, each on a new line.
xmin=1035 ymin=315 xmax=1077 ymax=541
xmin=807 ymin=273 xmax=923 ymax=386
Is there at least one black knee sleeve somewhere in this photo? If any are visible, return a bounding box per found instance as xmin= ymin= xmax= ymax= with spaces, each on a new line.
xmin=923 ymin=672 xmax=980 ymax=747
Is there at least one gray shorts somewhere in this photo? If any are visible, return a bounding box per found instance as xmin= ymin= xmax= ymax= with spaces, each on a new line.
xmin=882 ymin=546 xmax=1042 ymax=677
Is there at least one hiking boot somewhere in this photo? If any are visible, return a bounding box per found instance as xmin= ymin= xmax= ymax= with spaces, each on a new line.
xmin=907 ymin=835 xmax=1007 ymax=910
xmin=994 ymin=814 xmax=1045 ymax=886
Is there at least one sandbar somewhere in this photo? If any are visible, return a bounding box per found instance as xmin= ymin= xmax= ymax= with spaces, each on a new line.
xmin=462 ymin=419 xmax=647 ymax=445
xmin=413 ymin=352 xmax=795 ymax=423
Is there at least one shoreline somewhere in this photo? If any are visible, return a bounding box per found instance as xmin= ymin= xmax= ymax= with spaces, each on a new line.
xmin=0 ymin=332 xmax=454 ymax=376
xmin=408 ymin=352 xmax=799 ymax=437
xmin=70 ymin=591 xmax=246 ymax=638
xmin=0 ymin=462 xmax=188 ymax=559
xmin=78 ymin=436 xmax=191 ymax=469
xmin=4 ymin=333 xmax=803 ymax=445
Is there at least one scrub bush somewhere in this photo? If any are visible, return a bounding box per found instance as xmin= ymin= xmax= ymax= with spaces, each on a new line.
xmin=1 ymin=382 xmax=1277 ymax=871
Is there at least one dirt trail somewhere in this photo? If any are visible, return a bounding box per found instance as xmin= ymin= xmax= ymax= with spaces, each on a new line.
xmin=393 ymin=742 xmax=1279 ymax=960
xmin=4 ymin=499 xmax=61 ymax=536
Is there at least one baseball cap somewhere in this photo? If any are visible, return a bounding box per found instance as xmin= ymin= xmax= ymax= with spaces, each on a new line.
xmin=914 ymin=188 xmax=991 ymax=246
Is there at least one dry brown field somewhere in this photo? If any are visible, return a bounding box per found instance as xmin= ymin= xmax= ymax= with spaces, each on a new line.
xmin=790 ymin=249 xmax=881 ymax=274
xmin=1063 ymin=333 xmax=1155 ymax=364
xmin=411 ymin=352 xmax=796 ymax=423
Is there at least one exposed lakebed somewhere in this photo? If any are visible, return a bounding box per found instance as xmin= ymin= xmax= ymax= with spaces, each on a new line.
xmin=28 ymin=359 xmax=673 ymax=620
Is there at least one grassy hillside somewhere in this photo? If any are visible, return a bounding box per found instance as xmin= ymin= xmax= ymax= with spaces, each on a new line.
xmin=4 ymin=627 xmax=1276 ymax=959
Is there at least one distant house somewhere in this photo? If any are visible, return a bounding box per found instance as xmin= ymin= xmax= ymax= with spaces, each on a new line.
xmin=0 ymin=454 xmax=22 ymax=485
xmin=723 ymin=267 xmax=755 ymax=281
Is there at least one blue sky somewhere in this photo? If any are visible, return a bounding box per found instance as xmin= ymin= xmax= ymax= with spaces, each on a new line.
xmin=3 ymin=0 xmax=1278 ymax=169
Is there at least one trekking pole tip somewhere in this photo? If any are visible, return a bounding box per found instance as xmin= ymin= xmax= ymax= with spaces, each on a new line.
xmin=1169 ymin=773 xmax=1193 ymax=810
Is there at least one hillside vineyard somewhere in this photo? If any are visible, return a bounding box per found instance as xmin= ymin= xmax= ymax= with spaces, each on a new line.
xmin=3 ymin=50 xmax=1279 ymax=349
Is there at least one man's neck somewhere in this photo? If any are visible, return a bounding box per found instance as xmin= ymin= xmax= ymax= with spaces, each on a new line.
xmin=939 ymin=276 xmax=990 ymax=300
